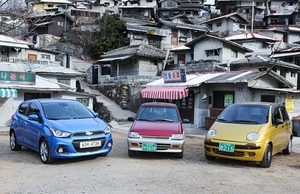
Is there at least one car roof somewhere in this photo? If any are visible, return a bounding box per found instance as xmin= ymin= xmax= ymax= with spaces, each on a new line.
xmin=230 ymin=102 xmax=280 ymax=107
xmin=141 ymin=102 xmax=177 ymax=107
xmin=23 ymin=98 xmax=79 ymax=104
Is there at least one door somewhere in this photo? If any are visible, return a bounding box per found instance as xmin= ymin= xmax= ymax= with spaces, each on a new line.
xmin=271 ymin=106 xmax=287 ymax=153
xmin=28 ymin=54 xmax=37 ymax=61
xmin=178 ymin=54 xmax=186 ymax=64
xmin=176 ymin=93 xmax=194 ymax=123
xmin=24 ymin=102 xmax=42 ymax=151
xmin=279 ymin=106 xmax=292 ymax=149
xmin=15 ymin=101 xmax=30 ymax=145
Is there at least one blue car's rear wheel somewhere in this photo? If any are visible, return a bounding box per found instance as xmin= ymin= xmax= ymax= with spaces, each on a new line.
xmin=10 ymin=130 xmax=22 ymax=151
xmin=39 ymin=139 xmax=54 ymax=164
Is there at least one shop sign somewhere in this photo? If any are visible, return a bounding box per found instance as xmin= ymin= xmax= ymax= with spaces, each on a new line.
xmin=163 ymin=69 xmax=186 ymax=83
xmin=0 ymin=71 xmax=36 ymax=85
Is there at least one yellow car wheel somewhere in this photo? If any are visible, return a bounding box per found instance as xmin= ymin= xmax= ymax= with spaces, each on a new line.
xmin=260 ymin=144 xmax=272 ymax=168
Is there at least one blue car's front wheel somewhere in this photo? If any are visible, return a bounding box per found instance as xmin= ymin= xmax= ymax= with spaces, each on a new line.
xmin=39 ymin=138 xmax=55 ymax=164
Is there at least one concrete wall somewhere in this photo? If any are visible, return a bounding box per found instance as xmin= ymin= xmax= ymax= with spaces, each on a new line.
xmin=22 ymin=50 xmax=56 ymax=61
xmin=138 ymin=58 xmax=160 ymax=76
xmin=241 ymin=42 xmax=272 ymax=56
xmin=288 ymin=32 xmax=300 ymax=44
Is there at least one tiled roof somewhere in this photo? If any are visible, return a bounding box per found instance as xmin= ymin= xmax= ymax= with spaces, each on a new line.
xmin=145 ymin=70 xmax=294 ymax=89
xmin=225 ymin=32 xmax=280 ymax=42
xmin=225 ymin=56 xmax=300 ymax=70
xmin=126 ymin=24 xmax=169 ymax=37
xmin=158 ymin=19 xmax=211 ymax=32
xmin=201 ymin=12 xmax=248 ymax=24
xmin=186 ymin=33 xmax=253 ymax=52
xmin=101 ymin=44 xmax=166 ymax=59
xmin=0 ymin=63 xmax=84 ymax=76
xmin=203 ymin=70 xmax=294 ymax=88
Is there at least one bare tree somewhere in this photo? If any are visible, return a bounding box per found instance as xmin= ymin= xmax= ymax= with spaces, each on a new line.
xmin=65 ymin=10 xmax=101 ymax=59
xmin=0 ymin=0 xmax=32 ymax=36
xmin=0 ymin=0 xmax=26 ymax=11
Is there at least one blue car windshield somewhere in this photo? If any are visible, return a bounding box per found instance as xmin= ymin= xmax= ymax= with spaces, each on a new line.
xmin=217 ymin=104 xmax=269 ymax=124
xmin=42 ymin=101 xmax=95 ymax=120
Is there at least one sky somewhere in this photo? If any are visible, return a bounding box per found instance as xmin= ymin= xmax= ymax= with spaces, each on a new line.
xmin=204 ymin=0 xmax=215 ymax=5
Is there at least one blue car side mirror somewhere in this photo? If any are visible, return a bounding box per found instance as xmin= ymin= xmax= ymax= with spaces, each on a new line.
xmin=28 ymin=114 xmax=39 ymax=121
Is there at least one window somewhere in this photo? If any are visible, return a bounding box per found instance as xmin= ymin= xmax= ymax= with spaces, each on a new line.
xmin=171 ymin=29 xmax=178 ymax=45
xmin=148 ymin=36 xmax=161 ymax=48
xmin=48 ymin=4 xmax=54 ymax=7
xmin=216 ymin=22 xmax=222 ymax=27
xmin=24 ymin=93 xmax=51 ymax=101
xmin=205 ymin=49 xmax=219 ymax=56
xmin=57 ymin=21 xmax=63 ymax=26
xmin=1 ymin=46 xmax=9 ymax=56
xmin=261 ymin=95 xmax=275 ymax=102
xmin=104 ymin=2 xmax=110 ymax=6
xmin=272 ymin=107 xmax=281 ymax=125
xmin=77 ymin=98 xmax=89 ymax=106
xmin=256 ymin=2 xmax=263 ymax=6
xmin=58 ymin=78 xmax=71 ymax=86
xmin=18 ymin=102 xmax=29 ymax=116
xmin=28 ymin=102 xmax=41 ymax=120
xmin=231 ymin=49 xmax=238 ymax=58
xmin=291 ymin=72 xmax=296 ymax=77
xmin=41 ymin=54 xmax=50 ymax=60
xmin=280 ymin=106 xmax=290 ymax=122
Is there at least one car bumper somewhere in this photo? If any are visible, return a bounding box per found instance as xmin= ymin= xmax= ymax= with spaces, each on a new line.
xmin=127 ymin=137 xmax=184 ymax=153
xmin=204 ymin=140 xmax=267 ymax=162
xmin=49 ymin=134 xmax=113 ymax=159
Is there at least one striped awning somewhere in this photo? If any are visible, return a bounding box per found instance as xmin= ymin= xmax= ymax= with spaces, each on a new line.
xmin=141 ymin=86 xmax=188 ymax=100
xmin=0 ymin=88 xmax=18 ymax=98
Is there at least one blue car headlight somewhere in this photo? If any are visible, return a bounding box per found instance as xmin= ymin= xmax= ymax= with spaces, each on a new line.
xmin=104 ymin=126 xmax=111 ymax=134
xmin=49 ymin=127 xmax=72 ymax=138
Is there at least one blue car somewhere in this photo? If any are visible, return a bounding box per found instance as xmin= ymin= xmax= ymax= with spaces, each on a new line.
xmin=10 ymin=98 xmax=113 ymax=164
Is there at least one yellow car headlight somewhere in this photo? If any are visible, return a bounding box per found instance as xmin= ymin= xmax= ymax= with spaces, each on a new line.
xmin=247 ymin=132 xmax=259 ymax=141
xmin=207 ymin=129 xmax=217 ymax=138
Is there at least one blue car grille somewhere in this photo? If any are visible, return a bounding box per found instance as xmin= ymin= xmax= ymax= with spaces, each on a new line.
xmin=72 ymin=137 xmax=106 ymax=152
xmin=72 ymin=130 xmax=104 ymax=136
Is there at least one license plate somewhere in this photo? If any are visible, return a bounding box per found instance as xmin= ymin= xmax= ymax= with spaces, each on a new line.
xmin=142 ymin=143 xmax=157 ymax=151
xmin=219 ymin=142 xmax=235 ymax=153
xmin=80 ymin=140 xmax=101 ymax=148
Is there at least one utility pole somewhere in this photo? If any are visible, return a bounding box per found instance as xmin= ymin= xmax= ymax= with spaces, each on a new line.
xmin=251 ymin=1 xmax=254 ymax=32
xmin=64 ymin=4 xmax=67 ymax=32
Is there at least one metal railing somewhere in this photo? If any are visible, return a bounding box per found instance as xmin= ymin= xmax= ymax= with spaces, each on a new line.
xmin=0 ymin=57 xmax=62 ymax=66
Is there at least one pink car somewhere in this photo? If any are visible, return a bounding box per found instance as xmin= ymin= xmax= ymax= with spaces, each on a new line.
xmin=127 ymin=102 xmax=189 ymax=158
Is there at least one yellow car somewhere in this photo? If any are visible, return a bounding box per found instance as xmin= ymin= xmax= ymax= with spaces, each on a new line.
xmin=204 ymin=102 xmax=293 ymax=168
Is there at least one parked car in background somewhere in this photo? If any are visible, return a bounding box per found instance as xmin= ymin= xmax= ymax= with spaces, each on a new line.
xmin=10 ymin=98 xmax=113 ymax=164
xmin=204 ymin=102 xmax=293 ymax=168
xmin=127 ymin=102 xmax=189 ymax=158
